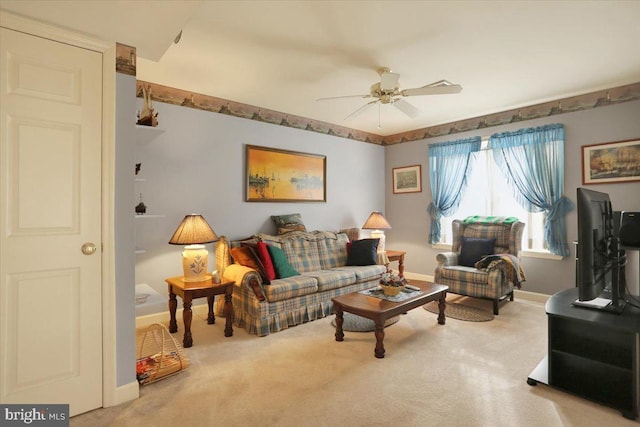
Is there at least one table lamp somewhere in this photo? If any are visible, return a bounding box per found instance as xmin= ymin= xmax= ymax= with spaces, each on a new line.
xmin=362 ymin=211 xmax=391 ymax=252
xmin=169 ymin=214 xmax=218 ymax=282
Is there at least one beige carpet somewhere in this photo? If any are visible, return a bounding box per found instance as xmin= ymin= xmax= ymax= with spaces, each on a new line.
xmin=71 ymin=299 xmax=638 ymax=427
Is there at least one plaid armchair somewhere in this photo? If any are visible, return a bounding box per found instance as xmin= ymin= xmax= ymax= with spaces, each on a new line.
xmin=434 ymin=218 xmax=525 ymax=315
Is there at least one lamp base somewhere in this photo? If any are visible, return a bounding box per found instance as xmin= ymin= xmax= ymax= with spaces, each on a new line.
xmin=182 ymin=244 xmax=210 ymax=282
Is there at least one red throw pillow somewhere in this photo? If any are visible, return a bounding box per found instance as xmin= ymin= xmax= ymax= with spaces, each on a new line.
xmin=256 ymin=241 xmax=276 ymax=281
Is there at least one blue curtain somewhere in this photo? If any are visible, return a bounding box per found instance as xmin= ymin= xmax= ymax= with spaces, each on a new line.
xmin=427 ymin=136 xmax=482 ymax=244
xmin=489 ymin=123 xmax=574 ymax=256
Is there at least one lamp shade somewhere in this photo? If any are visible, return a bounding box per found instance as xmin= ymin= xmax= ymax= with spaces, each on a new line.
xmin=168 ymin=214 xmax=218 ymax=245
xmin=361 ymin=211 xmax=391 ymax=230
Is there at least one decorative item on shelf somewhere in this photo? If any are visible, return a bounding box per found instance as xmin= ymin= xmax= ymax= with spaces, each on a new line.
xmin=135 ymin=293 xmax=149 ymax=305
xmin=137 ymin=84 xmax=158 ymax=127
xmin=135 ymin=162 xmax=141 ymax=175
xmin=379 ymin=272 xmax=407 ymax=296
xmin=169 ymin=214 xmax=218 ymax=282
xmin=135 ymin=193 xmax=147 ymax=215
xmin=362 ymin=211 xmax=391 ymax=252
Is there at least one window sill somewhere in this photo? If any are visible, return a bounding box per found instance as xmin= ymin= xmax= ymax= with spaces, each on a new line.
xmin=432 ymin=244 xmax=564 ymax=261
xmin=431 ymin=243 xmax=452 ymax=251
xmin=520 ymin=250 xmax=563 ymax=261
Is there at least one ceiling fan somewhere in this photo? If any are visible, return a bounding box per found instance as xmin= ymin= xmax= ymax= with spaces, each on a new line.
xmin=317 ymin=67 xmax=462 ymax=122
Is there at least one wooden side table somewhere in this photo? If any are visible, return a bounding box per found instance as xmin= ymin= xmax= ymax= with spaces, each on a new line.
xmin=385 ymin=250 xmax=406 ymax=276
xmin=165 ymin=276 xmax=234 ymax=348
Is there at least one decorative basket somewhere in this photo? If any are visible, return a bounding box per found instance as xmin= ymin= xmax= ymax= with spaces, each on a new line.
xmin=136 ymin=323 xmax=189 ymax=385
xmin=380 ymin=284 xmax=404 ymax=296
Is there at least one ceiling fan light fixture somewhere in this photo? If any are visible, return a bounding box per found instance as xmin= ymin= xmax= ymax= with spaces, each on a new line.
xmin=318 ymin=67 xmax=462 ymax=121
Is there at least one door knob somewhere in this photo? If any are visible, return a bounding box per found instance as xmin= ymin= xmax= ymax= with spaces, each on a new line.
xmin=81 ymin=243 xmax=97 ymax=255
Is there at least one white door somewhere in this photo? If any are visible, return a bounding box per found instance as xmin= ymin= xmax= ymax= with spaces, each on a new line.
xmin=0 ymin=27 xmax=103 ymax=416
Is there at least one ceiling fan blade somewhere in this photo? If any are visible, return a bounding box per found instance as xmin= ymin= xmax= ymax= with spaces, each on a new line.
xmin=401 ymin=80 xmax=463 ymax=97
xmin=380 ymin=71 xmax=400 ymax=91
xmin=316 ymin=94 xmax=371 ymax=101
xmin=344 ymin=100 xmax=378 ymax=120
xmin=393 ymin=98 xmax=421 ymax=118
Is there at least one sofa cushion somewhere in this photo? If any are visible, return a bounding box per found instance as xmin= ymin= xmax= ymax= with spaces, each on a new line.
xmin=271 ymin=213 xmax=307 ymax=234
xmin=333 ymin=264 xmax=386 ymax=282
xmin=279 ymin=234 xmax=322 ymax=273
xmin=267 ymin=244 xmax=301 ymax=279
xmin=256 ymin=241 xmax=276 ymax=281
xmin=262 ymin=275 xmax=318 ymax=302
xmin=317 ymin=232 xmax=350 ymax=269
xmin=346 ymin=238 xmax=379 ymax=266
xmin=459 ymin=223 xmax=511 ymax=254
xmin=459 ymin=237 xmax=496 ymax=267
xmin=439 ymin=265 xmax=489 ymax=284
xmin=230 ymin=246 xmax=270 ymax=284
xmin=303 ymin=269 xmax=356 ymax=292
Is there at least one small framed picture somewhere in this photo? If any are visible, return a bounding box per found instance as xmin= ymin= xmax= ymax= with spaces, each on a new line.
xmin=582 ymin=139 xmax=640 ymax=185
xmin=392 ymin=165 xmax=422 ymax=194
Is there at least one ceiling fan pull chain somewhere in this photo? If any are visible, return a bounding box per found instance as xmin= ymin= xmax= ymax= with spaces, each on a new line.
xmin=378 ymin=102 xmax=382 ymax=129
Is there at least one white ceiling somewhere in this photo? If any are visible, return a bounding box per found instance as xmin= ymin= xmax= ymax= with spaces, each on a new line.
xmin=3 ymin=1 xmax=640 ymax=136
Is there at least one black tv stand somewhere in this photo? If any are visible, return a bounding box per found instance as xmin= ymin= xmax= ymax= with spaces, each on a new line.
xmin=527 ymin=288 xmax=640 ymax=420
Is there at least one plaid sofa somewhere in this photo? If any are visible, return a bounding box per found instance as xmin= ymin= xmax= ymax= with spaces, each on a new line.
xmin=434 ymin=218 xmax=525 ymax=315
xmin=214 ymin=229 xmax=385 ymax=336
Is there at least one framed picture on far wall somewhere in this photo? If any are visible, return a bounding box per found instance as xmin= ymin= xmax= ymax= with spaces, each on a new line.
xmin=246 ymin=145 xmax=326 ymax=202
xmin=582 ymin=139 xmax=640 ymax=185
xmin=392 ymin=165 xmax=422 ymax=194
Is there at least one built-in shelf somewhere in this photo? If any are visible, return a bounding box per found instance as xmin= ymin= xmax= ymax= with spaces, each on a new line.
xmin=135 ymin=124 xmax=164 ymax=144
xmin=135 ymin=214 xmax=166 ymax=219
xmin=134 ymin=125 xmax=167 ymax=318
xmin=135 ymin=283 xmax=166 ymax=317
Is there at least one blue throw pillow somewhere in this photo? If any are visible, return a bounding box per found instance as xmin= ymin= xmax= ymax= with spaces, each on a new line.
xmin=266 ymin=244 xmax=300 ymax=279
xmin=459 ymin=237 xmax=496 ymax=267
xmin=346 ymin=238 xmax=379 ymax=266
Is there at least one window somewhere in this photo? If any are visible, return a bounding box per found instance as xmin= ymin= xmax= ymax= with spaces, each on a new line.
xmin=439 ymin=139 xmax=546 ymax=252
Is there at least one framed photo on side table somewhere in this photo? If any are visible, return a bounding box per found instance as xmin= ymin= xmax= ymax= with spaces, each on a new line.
xmin=392 ymin=165 xmax=422 ymax=194
xmin=582 ymin=139 xmax=640 ymax=185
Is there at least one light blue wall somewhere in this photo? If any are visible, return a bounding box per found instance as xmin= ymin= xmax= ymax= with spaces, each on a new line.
xmin=126 ymin=96 xmax=640 ymax=313
xmin=384 ymin=100 xmax=640 ymax=296
xmin=115 ymin=73 xmax=137 ymax=386
xmin=134 ymin=101 xmax=385 ymax=300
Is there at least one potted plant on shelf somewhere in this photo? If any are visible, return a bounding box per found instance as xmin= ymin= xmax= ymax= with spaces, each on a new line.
xmin=379 ymin=272 xmax=407 ymax=296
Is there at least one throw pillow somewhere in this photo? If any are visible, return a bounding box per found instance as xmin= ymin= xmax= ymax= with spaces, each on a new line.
xmin=459 ymin=237 xmax=496 ymax=267
xmin=256 ymin=241 xmax=276 ymax=281
xmin=346 ymin=238 xmax=379 ymax=266
xmin=266 ymin=244 xmax=300 ymax=279
xmin=230 ymin=246 xmax=270 ymax=285
xmin=271 ymin=213 xmax=307 ymax=234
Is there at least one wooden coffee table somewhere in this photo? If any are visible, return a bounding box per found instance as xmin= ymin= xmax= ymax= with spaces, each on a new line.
xmin=332 ymin=281 xmax=448 ymax=358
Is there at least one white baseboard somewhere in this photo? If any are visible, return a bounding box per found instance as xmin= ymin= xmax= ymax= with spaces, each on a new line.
xmin=107 ymin=380 xmax=139 ymax=407
xmin=135 ymin=303 xmax=210 ymax=328
xmin=514 ymin=289 xmax=550 ymax=304
xmin=403 ymin=272 xmax=434 ymax=282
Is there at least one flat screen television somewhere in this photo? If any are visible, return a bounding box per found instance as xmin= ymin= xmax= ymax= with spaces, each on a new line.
xmin=575 ymin=187 xmax=625 ymax=313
